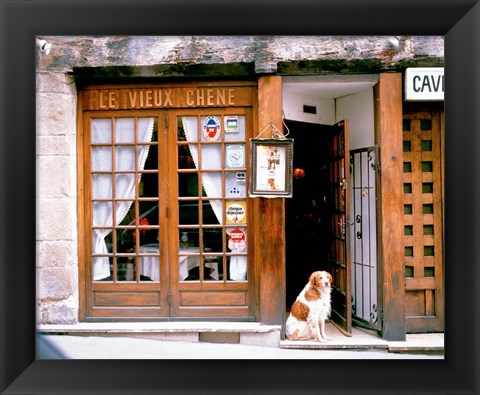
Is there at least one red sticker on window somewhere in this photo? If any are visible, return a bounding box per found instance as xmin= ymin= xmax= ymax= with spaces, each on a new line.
xmin=228 ymin=228 xmax=247 ymax=251
xmin=202 ymin=116 xmax=221 ymax=141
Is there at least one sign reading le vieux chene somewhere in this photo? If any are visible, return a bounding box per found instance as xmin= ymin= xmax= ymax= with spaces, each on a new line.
xmin=405 ymin=68 xmax=444 ymax=101
xmin=83 ymin=86 xmax=255 ymax=110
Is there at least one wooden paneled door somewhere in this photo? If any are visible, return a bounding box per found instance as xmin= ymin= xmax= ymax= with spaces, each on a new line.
xmin=168 ymin=110 xmax=254 ymax=319
xmin=81 ymin=107 xmax=255 ymax=320
xmin=328 ymin=120 xmax=352 ymax=335
xmin=402 ymin=108 xmax=444 ymax=332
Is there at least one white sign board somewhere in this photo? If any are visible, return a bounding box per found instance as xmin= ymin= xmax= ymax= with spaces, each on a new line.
xmin=405 ymin=68 xmax=444 ymax=101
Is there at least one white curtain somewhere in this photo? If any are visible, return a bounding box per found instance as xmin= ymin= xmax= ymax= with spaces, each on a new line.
xmin=182 ymin=117 xmax=247 ymax=281
xmin=92 ymin=118 xmax=154 ymax=280
xmin=182 ymin=117 xmax=223 ymax=222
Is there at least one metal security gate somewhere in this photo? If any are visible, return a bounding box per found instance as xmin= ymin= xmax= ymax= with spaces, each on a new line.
xmin=349 ymin=146 xmax=382 ymax=331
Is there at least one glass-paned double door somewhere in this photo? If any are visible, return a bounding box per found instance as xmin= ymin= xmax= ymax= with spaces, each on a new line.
xmin=85 ymin=108 xmax=254 ymax=319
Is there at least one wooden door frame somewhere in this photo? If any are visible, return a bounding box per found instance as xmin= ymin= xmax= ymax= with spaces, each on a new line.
xmin=255 ymin=76 xmax=286 ymax=326
xmin=167 ymin=108 xmax=256 ymax=320
xmin=79 ymin=109 xmax=169 ymax=320
xmin=77 ymin=81 xmax=260 ymax=321
xmin=374 ymin=73 xmax=406 ymax=341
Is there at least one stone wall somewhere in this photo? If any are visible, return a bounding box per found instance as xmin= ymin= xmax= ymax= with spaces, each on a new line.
xmin=37 ymin=35 xmax=444 ymax=77
xmin=36 ymin=71 xmax=78 ymax=324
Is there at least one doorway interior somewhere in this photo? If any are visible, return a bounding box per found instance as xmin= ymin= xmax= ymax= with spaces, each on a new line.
xmin=285 ymin=120 xmax=332 ymax=308
xmin=284 ymin=119 xmax=382 ymax=339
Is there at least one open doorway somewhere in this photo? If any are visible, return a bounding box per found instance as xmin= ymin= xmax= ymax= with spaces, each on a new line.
xmin=285 ymin=120 xmax=332 ymax=308
xmin=285 ymin=118 xmax=383 ymax=340
xmin=282 ymin=75 xmax=383 ymax=340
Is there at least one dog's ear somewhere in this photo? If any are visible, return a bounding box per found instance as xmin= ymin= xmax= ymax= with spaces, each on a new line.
xmin=327 ymin=272 xmax=333 ymax=285
xmin=309 ymin=272 xmax=319 ymax=287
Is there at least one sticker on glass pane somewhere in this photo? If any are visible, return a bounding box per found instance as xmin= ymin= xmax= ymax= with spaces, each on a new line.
xmin=225 ymin=116 xmax=239 ymax=133
xmin=226 ymin=144 xmax=245 ymax=168
xmin=226 ymin=201 xmax=247 ymax=224
xmin=225 ymin=172 xmax=246 ymax=197
xmin=227 ymin=228 xmax=247 ymax=252
xmin=202 ymin=116 xmax=221 ymax=141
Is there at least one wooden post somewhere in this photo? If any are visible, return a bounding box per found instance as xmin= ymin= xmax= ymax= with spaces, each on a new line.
xmin=255 ymin=76 xmax=285 ymax=325
xmin=374 ymin=73 xmax=406 ymax=341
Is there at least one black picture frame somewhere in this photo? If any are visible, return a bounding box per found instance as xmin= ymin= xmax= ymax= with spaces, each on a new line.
xmin=249 ymin=138 xmax=294 ymax=197
xmin=1 ymin=1 xmax=479 ymax=394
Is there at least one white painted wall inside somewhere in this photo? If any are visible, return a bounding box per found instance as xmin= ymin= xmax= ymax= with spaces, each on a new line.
xmin=335 ymin=89 xmax=375 ymax=150
xmin=282 ymin=77 xmax=376 ymax=150
xmin=282 ymin=87 xmax=336 ymax=125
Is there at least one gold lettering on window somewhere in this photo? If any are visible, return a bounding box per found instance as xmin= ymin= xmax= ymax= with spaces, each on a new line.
xmin=217 ymin=89 xmax=225 ymax=105
xmin=87 ymin=86 xmax=245 ymax=110
xmin=145 ymin=90 xmax=153 ymax=107
xmin=98 ymin=91 xmax=117 ymax=109
xmin=128 ymin=91 xmax=137 ymax=108
xmin=228 ymin=88 xmax=235 ymax=105
xmin=197 ymin=89 xmax=205 ymax=106
xmin=186 ymin=90 xmax=195 ymax=106
xmin=207 ymin=89 xmax=214 ymax=106
xmin=164 ymin=90 xmax=173 ymax=106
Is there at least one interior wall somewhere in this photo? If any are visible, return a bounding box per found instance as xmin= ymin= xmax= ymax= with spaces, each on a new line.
xmin=282 ymin=85 xmax=376 ymax=152
xmin=282 ymin=89 xmax=335 ymax=125
xmin=335 ymin=89 xmax=375 ymax=150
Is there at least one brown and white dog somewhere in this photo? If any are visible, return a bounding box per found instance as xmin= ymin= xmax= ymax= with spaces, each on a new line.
xmin=285 ymin=270 xmax=333 ymax=342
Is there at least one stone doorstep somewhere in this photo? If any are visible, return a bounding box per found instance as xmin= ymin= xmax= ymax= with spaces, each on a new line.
xmin=280 ymin=340 xmax=389 ymax=351
xmin=280 ymin=336 xmax=444 ymax=353
xmin=36 ymin=323 xmax=444 ymax=352
xmin=37 ymin=322 xmax=282 ymax=333
xmin=36 ymin=322 xmax=283 ymax=348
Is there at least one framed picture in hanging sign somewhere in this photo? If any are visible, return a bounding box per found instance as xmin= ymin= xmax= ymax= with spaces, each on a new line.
xmin=249 ymin=138 xmax=294 ymax=197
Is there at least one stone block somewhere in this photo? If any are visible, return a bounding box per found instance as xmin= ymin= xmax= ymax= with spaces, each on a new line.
xmin=36 ymin=156 xmax=72 ymax=198
xmin=199 ymin=332 xmax=240 ymax=344
xmin=37 ymin=267 xmax=75 ymax=301
xmin=36 ymin=72 xmax=76 ymax=95
xmin=37 ymin=198 xmax=75 ymax=241
xmin=162 ymin=332 xmax=199 ymax=342
xmin=240 ymin=331 xmax=281 ymax=348
xmin=37 ymin=135 xmax=71 ymax=156
xmin=36 ymin=92 xmax=77 ymax=137
xmin=41 ymin=302 xmax=78 ymax=324
xmin=36 ymin=241 xmax=76 ymax=268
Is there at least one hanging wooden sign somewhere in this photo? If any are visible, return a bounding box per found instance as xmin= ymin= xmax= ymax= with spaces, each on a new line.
xmin=249 ymin=138 xmax=294 ymax=198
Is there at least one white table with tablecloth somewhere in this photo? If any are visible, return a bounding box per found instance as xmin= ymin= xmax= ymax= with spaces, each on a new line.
xmin=138 ymin=244 xmax=219 ymax=281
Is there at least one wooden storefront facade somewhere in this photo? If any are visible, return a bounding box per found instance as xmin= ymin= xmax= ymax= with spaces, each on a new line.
xmin=75 ymin=72 xmax=444 ymax=341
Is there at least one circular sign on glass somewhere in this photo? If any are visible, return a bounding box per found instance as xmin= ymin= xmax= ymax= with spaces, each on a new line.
xmin=225 ymin=201 xmax=246 ymax=223
xmin=202 ymin=116 xmax=221 ymax=141
xmin=228 ymin=228 xmax=247 ymax=251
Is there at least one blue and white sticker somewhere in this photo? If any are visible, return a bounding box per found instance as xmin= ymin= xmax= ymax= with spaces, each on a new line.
xmin=225 ymin=116 xmax=239 ymax=133
xmin=226 ymin=144 xmax=245 ymax=168
xmin=202 ymin=116 xmax=221 ymax=141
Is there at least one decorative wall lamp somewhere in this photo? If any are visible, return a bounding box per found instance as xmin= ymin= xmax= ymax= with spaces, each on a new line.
xmin=386 ymin=36 xmax=401 ymax=49
xmin=293 ymin=167 xmax=306 ymax=180
xmin=36 ymin=38 xmax=52 ymax=55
